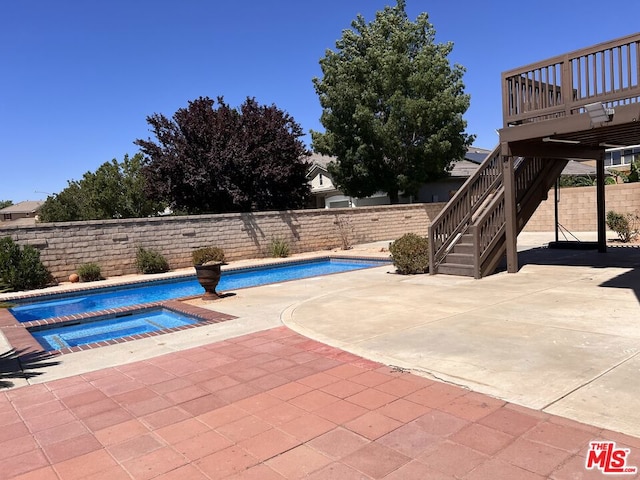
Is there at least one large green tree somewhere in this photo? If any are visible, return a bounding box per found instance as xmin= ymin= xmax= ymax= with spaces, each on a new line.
xmin=312 ymin=0 xmax=474 ymax=202
xmin=38 ymin=153 xmax=163 ymax=222
xmin=135 ymin=96 xmax=311 ymax=214
xmin=0 ymin=200 xmax=12 ymax=210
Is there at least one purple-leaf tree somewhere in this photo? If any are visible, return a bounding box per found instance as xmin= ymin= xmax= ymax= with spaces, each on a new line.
xmin=135 ymin=96 xmax=311 ymax=214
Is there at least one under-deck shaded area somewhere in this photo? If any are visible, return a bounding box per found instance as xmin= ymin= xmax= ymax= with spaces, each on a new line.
xmin=429 ymin=32 xmax=640 ymax=278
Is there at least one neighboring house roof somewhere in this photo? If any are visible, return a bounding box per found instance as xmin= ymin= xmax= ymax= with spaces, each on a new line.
xmin=308 ymin=153 xmax=334 ymax=170
xmin=450 ymin=159 xmax=483 ymax=178
xmin=447 ymin=147 xmax=492 ymax=178
xmin=308 ymin=148 xmax=601 ymax=183
xmin=450 ymin=155 xmax=603 ymax=179
xmin=308 ymin=147 xmax=492 ymax=173
xmin=465 ymin=148 xmax=492 ymax=164
xmin=0 ymin=200 xmax=44 ymax=215
xmin=561 ymin=160 xmax=598 ymax=176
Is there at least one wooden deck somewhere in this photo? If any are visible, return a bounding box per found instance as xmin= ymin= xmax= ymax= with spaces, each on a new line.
xmin=500 ymin=32 xmax=640 ymax=159
xmin=429 ymin=32 xmax=640 ymax=278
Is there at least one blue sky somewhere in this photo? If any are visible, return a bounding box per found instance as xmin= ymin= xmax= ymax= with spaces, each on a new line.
xmin=2 ymin=1 xmax=639 ymax=202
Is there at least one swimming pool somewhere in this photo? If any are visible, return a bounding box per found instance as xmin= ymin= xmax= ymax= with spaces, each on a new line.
xmin=9 ymin=257 xmax=389 ymax=322
xmin=30 ymin=307 xmax=198 ymax=351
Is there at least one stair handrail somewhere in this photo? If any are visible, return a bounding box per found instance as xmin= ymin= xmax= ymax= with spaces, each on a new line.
xmin=472 ymin=190 xmax=506 ymax=277
xmin=429 ymin=144 xmax=503 ymax=271
xmin=472 ymin=156 xmax=552 ymax=277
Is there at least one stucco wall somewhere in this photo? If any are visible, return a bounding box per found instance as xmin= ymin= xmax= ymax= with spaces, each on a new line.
xmin=0 ymin=204 xmax=444 ymax=282
xmin=524 ymin=182 xmax=640 ymax=232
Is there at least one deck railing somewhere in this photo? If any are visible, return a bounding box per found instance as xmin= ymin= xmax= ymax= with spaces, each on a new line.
xmin=503 ymin=33 xmax=640 ymax=127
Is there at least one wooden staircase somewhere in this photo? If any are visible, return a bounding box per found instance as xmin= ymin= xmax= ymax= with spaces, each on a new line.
xmin=428 ymin=145 xmax=568 ymax=278
xmin=435 ymin=233 xmax=475 ymax=276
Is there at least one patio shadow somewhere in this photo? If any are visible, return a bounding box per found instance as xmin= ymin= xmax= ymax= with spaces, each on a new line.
xmin=511 ymin=244 xmax=640 ymax=302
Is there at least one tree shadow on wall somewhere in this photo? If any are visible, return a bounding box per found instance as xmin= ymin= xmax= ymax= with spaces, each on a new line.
xmin=278 ymin=211 xmax=301 ymax=242
xmin=241 ymin=212 xmax=303 ymax=253
xmin=0 ymin=348 xmax=60 ymax=390
xmin=240 ymin=213 xmax=265 ymax=250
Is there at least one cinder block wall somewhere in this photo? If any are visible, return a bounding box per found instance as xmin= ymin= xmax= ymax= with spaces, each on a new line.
xmin=524 ymin=183 xmax=640 ymax=231
xmin=0 ymin=204 xmax=444 ymax=282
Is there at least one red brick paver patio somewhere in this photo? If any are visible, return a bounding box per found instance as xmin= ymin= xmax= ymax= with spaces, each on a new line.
xmin=1 ymin=327 xmax=639 ymax=479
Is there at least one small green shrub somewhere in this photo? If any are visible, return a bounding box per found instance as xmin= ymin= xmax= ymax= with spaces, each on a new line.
xmin=192 ymin=247 xmax=226 ymax=265
xmin=389 ymin=233 xmax=430 ymax=275
xmin=606 ymin=210 xmax=640 ymax=243
xmin=135 ymin=246 xmax=170 ymax=274
xmin=77 ymin=263 xmax=102 ymax=282
xmin=0 ymin=236 xmax=53 ymax=291
xmin=627 ymin=158 xmax=640 ymax=183
xmin=268 ymin=237 xmax=290 ymax=258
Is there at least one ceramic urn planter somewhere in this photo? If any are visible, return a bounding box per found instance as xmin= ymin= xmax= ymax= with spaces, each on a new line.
xmin=194 ymin=261 xmax=223 ymax=300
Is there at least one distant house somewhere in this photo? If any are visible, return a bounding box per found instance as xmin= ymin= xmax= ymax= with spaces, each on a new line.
xmin=415 ymin=147 xmax=492 ymax=203
xmin=306 ymin=153 xmax=390 ymax=209
xmin=603 ymin=144 xmax=640 ymax=172
xmin=306 ymin=147 xmax=492 ymax=208
xmin=0 ymin=201 xmax=44 ymax=224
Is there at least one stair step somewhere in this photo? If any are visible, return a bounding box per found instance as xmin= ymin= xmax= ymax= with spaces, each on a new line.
xmin=444 ymin=253 xmax=474 ymax=265
xmin=460 ymin=233 xmax=473 ymax=241
xmin=437 ymin=263 xmax=475 ymax=277
xmin=451 ymin=243 xmax=474 ymax=254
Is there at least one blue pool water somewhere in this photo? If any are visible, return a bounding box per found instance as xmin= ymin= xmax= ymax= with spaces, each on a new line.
xmin=30 ymin=308 xmax=197 ymax=351
xmin=10 ymin=258 xmax=388 ymax=322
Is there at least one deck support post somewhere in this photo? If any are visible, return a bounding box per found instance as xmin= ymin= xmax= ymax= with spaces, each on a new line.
xmin=596 ymin=151 xmax=607 ymax=253
xmin=503 ymin=155 xmax=518 ymax=273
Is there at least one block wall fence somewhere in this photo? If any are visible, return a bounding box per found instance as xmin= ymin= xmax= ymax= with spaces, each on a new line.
xmin=0 ymin=204 xmax=443 ymax=282
xmin=523 ymin=182 xmax=640 ymax=232
xmin=1 ymin=183 xmax=637 ymax=283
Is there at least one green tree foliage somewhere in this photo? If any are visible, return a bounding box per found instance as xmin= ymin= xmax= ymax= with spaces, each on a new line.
xmin=627 ymin=156 xmax=640 ymax=183
xmin=0 ymin=200 xmax=12 ymax=210
xmin=38 ymin=153 xmax=163 ymax=222
xmin=558 ymin=175 xmax=617 ymax=188
xmin=135 ymin=96 xmax=311 ymax=214
xmin=312 ymin=1 xmax=474 ymax=202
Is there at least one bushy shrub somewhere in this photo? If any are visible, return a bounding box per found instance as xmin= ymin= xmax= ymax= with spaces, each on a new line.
xmin=77 ymin=263 xmax=102 ymax=282
xmin=135 ymin=246 xmax=170 ymax=274
xmin=268 ymin=237 xmax=290 ymax=258
xmin=0 ymin=236 xmax=53 ymax=291
xmin=192 ymin=247 xmax=226 ymax=265
xmin=606 ymin=210 xmax=640 ymax=243
xmin=389 ymin=233 xmax=430 ymax=275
